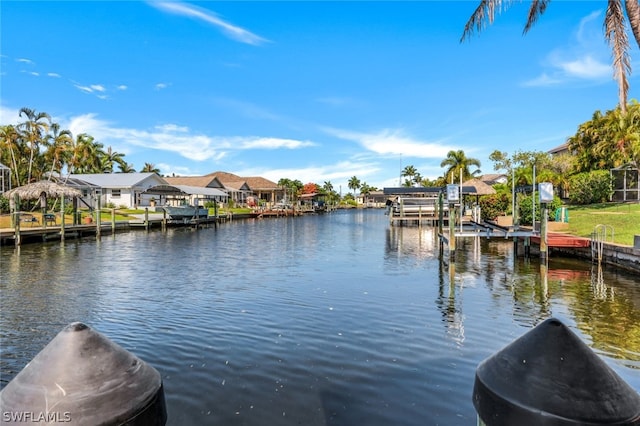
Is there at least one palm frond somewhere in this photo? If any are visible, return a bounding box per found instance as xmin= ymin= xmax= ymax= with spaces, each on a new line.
xmin=625 ymin=0 xmax=640 ymax=48
xmin=461 ymin=0 xmax=512 ymax=42
xmin=523 ymin=0 xmax=550 ymax=34
xmin=605 ymin=0 xmax=631 ymax=113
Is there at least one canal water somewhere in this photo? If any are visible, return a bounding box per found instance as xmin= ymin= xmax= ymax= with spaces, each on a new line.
xmin=1 ymin=209 xmax=639 ymax=425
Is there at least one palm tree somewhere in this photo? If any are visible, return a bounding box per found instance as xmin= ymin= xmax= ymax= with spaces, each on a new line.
xmin=117 ymin=162 xmax=136 ymax=173
xmin=348 ymin=176 xmax=361 ymax=196
xmin=461 ymin=0 xmax=640 ymax=113
xmin=69 ymin=133 xmax=103 ymax=174
xmin=440 ymin=149 xmax=481 ymax=182
xmin=100 ymin=146 xmax=126 ymax=173
xmin=0 ymin=124 xmax=23 ymax=187
xmin=141 ymin=162 xmax=160 ymax=173
xmin=17 ymin=107 xmax=51 ymax=183
xmin=44 ymin=123 xmax=73 ymax=179
xmin=401 ymin=165 xmax=418 ymax=186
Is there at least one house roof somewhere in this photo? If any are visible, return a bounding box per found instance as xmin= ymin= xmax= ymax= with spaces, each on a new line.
xmin=244 ymin=176 xmax=279 ymax=190
xmin=143 ymin=184 xmax=227 ymax=197
xmin=174 ymin=185 xmax=227 ymax=197
xmin=70 ymin=173 xmax=165 ymax=188
xmin=204 ymin=172 xmax=249 ymax=191
xmin=481 ymin=174 xmax=507 ymax=184
xmin=462 ymin=178 xmax=497 ymax=195
xmin=548 ymin=143 xmax=569 ymax=155
xmin=164 ymin=176 xmax=224 ymax=188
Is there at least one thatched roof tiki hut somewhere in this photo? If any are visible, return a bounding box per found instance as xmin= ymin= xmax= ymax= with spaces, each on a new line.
xmin=4 ymin=181 xmax=82 ymax=227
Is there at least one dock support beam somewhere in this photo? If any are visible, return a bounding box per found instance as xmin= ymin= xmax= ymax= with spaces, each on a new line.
xmin=448 ymin=203 xmax=456 ymax=258
xmin=96 ymin=196 xmax=102 ymax=240
xmin=540 ymin=203 xmax=548 ymax=262
xmin=60 ymin=196 xmax=66 ymax=242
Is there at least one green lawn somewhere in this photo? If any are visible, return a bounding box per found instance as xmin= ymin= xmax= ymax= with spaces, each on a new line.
xmin=564 ymin=202 xmax=640 ymax=246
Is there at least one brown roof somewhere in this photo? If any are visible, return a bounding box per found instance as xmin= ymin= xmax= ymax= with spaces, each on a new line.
xmin=4 ymin=180 xmax=82 ymax=200
xmin=463 ymin=178 xmax=496 ymax=195
xmin=204 ymin=171 xmax=279 ymax=191
xmin=164 ymin=176 xmax=222 ymax=188
xmin=244 ymin=176 xmax=279 ymax=190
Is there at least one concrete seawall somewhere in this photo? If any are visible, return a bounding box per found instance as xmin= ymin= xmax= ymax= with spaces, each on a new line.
xmin=550 ymin=242 xmax=640 ymax=273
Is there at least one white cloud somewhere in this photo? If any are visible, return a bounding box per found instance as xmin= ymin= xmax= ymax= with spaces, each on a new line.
xmin=47 ymin=72 xmax=61 ymax=78
xmin=116 ymin=85 xmax=128 ymax=91
xmin=149 ymin=2 xmax=269 ymax=46
xmin=522 ymin=72 xmax=563 ymax=87
xmin=523 ymin=10 xmax=610 ymax=87
xmin=324 ymin=127 xmax=454 ymax=159
xmin=155 ymin=123 xmax=189 ymax=133
xmin=64 ymin=113 xmax=313 ymax=162
xmin=73 ymin=82 xmax=108 ymax=96
xmin=155 ymin=83 xmax=169 ymax=90
xmin=558 ymin=55 xmax=610 ymax=79
xmin=0 ymin=105 xmax=21 ymax=124
xmin=16 ymin=58 xmax=34 ymax=65
xmin=237 ymin=137 xmax=314 ymax=150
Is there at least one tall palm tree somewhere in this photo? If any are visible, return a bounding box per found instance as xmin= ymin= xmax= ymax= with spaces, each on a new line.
xmin=461 ymin=0 xmax=640 ymax=113
xmin=348 ymin=176 xmax=361 ymax=196
xmin=44 ymin=123 xmax=73 ymax=179
xmin=401 ymin=165 xmax=418 ymax=186
xmin=17 ymin=107 xmax=51 ymax=183
xmin=440 ymin=149 xmax=481 ymax=182
xmin=100 ymin=146 xmax=126 ymax=173
xmin=69 ymin=133 xmax=103 ymax=174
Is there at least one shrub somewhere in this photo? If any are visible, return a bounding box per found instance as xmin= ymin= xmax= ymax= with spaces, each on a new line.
xmin=519 ymin=194 xmax=562 ymax=225
xmin=478 ymin=193 xmax=510 ymax=221
xmin=0 ymin=196 xmax=9 ymax=214
xmin=568 ymin=171 xmax=614 ymax=205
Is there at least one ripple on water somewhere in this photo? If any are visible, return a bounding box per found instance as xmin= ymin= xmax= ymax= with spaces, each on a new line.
xmin=1 ymin=211 xmax=639 ymax=425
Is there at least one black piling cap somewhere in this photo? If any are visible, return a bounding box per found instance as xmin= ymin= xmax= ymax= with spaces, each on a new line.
xmin=473 ymin=318 xmax=640 ymax=425
xmin=0 ymin=322 xmax=166 ymax=425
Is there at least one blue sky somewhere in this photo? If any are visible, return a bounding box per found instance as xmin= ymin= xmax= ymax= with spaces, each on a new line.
xmin=1 ymin=1 xmax=632 ymax=193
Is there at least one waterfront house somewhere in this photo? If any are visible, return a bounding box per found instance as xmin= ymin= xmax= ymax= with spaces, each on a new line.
xmin=69 ymin=173 xmax=168 ymax=209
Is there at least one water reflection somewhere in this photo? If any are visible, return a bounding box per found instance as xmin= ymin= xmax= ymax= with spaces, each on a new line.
xmin=2 ymin=210 xmax=638 ymax=424
xmin=384 ymin=225 xmax=640 ymax=368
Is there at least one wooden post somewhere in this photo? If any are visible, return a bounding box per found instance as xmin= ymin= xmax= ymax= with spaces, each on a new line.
xmin=449 ymin=204 xmax=456 ymax=257
xmin=162 ymin=209 xmax=167 ymax=231
xmin=60 ymin=196 xmax=66 ymax=242
xmin=111 ymin=208 xmax=116 ymax=234
xmin=438 ymin=192 xmax=444 ymax=235
xmin=13 ymin=194 xmax=21 ymax=246
xmin=14 ymin=211 xmax=21 ymax=246
xmin=144 ymin=207 xmax=149 ymax=231
xmin=96 ymin=195 xmax=101 ymax=240
xmin=540 ymin=203 xmax=548 ymax=262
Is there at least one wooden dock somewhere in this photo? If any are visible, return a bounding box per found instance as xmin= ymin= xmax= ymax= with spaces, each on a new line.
xmin=0 ymin=216 xmax=225 ymax=246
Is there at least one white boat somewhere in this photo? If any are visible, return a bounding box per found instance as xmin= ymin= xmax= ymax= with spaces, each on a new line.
xmin=162 ymin=205 xmax=208 ymax=220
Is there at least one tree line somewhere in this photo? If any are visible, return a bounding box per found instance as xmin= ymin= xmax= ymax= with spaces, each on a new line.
xmin=1 ymin=107 xmax=160 ymax=187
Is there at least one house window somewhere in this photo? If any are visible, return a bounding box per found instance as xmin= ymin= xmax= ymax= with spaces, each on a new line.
xmin=112 ymin=189 xmax=121 ymax=198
